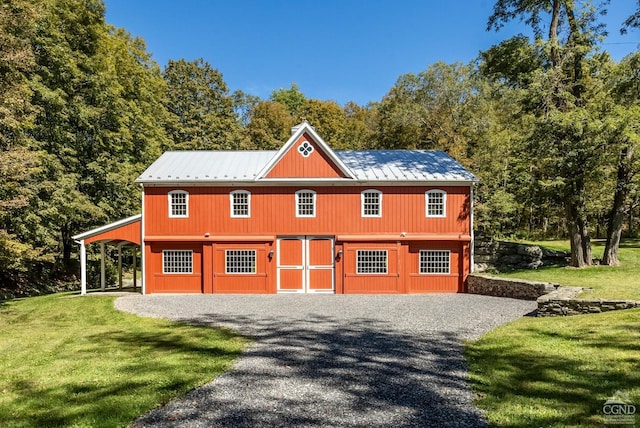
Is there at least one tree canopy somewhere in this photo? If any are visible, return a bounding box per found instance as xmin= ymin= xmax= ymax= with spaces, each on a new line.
xmin=1 ymin=0 xmax=639 ymax=292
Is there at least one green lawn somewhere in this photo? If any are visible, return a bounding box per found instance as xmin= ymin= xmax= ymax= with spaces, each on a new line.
xmin=465 ymin=308 xmax=640 ymax=427
xmin=0 ymin=293 xmax=246 ymax=428
xmin=494 ymin=239 xmax=640 ymax=300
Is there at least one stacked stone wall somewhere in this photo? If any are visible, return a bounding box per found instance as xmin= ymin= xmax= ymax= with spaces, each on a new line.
xmin=467 ymin=275 xmax=556 ymax=300
xmin=474 ymin=236 xmax=568 ymax=272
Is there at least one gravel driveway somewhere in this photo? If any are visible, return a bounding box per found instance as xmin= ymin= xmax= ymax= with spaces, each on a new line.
xmin=116 ymin=294 xmax=536 ymax=427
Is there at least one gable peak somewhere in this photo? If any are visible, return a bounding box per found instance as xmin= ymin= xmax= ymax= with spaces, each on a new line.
xmin=290 ymin=120 xmax=314 ymax=136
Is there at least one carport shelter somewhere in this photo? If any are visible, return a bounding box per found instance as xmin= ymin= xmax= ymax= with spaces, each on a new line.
xmin=72 ymin=214 xmax=141 ymax=295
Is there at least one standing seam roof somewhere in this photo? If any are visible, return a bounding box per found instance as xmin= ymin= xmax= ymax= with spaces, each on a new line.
xmin=135 ymin=150 xmax=477 ymax=183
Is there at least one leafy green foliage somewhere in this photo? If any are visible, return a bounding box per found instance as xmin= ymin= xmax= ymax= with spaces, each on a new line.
xmin=0 ymin=0 xmax=169 ymax=290
xmin=1 ymin=0 xmax=639 ymax=292
xmin=270 ymin=83 xmax=307 ymax=116
xmin=163 ymin=58 xmax=245 ymax=150
xmin=246 ymin=100 xmax=295 ymax=149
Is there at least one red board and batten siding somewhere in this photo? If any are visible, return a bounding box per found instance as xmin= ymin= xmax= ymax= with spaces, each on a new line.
xmin=147 ymin=242 xmax=202 ymax=293
xmin=143 ymin=184 xmax=471 ymax=294
xmin=84 ymin=220 xmax=141 ymax=245
xmin=144 ymin=186 xmax=470 ymax=237
xmin=266 ymin=134 xmax=348 ymax=179
xmin=141 ymin=126 xmax=473 ymax=294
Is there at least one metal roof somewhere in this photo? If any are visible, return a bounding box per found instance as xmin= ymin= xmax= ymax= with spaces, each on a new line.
xmin=136 ymin=149 xmax=477 ymax=185
xmin=72 ymin=214 xmax=141 ymax=241
xmin=136 ymin=151 xmax=278 ymax=183
xmin=336 ymin=150 xmax=477 ymax=182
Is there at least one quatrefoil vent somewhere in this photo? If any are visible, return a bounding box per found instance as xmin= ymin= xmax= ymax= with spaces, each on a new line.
xmin=298 ymin=141 xmax=314 ymax=157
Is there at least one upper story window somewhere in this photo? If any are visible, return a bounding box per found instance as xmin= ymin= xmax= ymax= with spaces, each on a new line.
xmin=361 ymin=189 xmax=382 ymax=217
xmin=168 ymin=190 xmax=188 ymax=218
xmin=296 ymin=190 xmax=316 ymax=217
xmin=230 ymin=190 xmax=251 ymax=218
xmin=419 ymin=250 xmax=450 ymax=274
xmin=162 ymin=250 xmax=193 ymax=274
xmin=425 ymin=189 xmax=446 ymax=218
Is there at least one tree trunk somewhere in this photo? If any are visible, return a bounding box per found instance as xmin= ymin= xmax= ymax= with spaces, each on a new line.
xmin=566 ymin=201 xmax=587 ymax=267
xmin=579 ymin=216 xmax=592 ymax=265
xmin=62 ymin=227 xmax=73 ymax=269
xmin=603 ymin=145 xmax=634 ymax=265
xmin=549 ymin=0 xmax=561 ymax=67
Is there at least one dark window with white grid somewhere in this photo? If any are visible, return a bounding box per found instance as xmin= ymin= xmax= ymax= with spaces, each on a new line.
xmin=162 ymin=250 xmax=193 ymax=274
xmin=231 ymin=191 xmax=250 ymax=217
xmin=419 ymin=250 xmax=450 ymax=274
xmin=426 ymin=190 xmax=445 ymax=217
xmin=362 ymin=190 xmax=381 ymax=217
xmin=296 ymin=191 xmax=315 ymax=217
xmin=356 ymin=250 xmax=388 ymax=274
xmin=225 ymin=250 xmax=256 ymax=274
xmin=169 ymin=191 xmax=188 ymax=217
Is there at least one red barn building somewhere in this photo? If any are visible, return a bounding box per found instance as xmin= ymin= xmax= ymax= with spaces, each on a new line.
xmin=74 ymin=122 xmax=477 ymax=294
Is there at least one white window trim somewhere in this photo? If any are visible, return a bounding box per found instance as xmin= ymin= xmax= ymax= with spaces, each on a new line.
xmin=225 ymin=249 xmax=257 ymax=274
xmin=295 ymin=189 xmax=316 ymax=218
xmin=361 ymin=189 xmax=382 ymax=218
xmin=356 ymin=249 xmax=388 ymax=275
xmin=230 ymin=190 xmax=251 ymax=218
xmin=425 ymin=189 xmax=447 ymax=218
xmin=419 ymin=250 xmax=451 ymax=274
xmin=168 ymin=190 xmax=189 ymax=218
xmin=162 ymin=250 xmax=193 ymax=274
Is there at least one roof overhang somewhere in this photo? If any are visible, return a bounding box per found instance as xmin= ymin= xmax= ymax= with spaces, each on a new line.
xmin=72 ymin=214 xmax=142 ymax=244
xmin=138 ymin=179 xmax=477 ymax=187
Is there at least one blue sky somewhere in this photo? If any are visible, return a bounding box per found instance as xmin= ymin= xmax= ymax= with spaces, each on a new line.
xmin=104 ymin=1 xmax=639 ymax=106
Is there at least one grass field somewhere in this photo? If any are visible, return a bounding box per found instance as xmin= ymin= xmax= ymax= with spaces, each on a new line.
xmin=465 ymin=308 xmax=640 ymax=427
xmin=0 ymin=293 xmax=246 ymax=428
xmin=494 ymin=239 xmax=640 ymax=300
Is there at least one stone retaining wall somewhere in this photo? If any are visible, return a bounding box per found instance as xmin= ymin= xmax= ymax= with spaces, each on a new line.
xmin=537 ymin=287 xmax=640 ymax=316
xmin=474 ymin=236 xmax=568 ymax=272
xmin=468 ymin=275 xmax=640 ymax=317
xmin=467 ymin=274 xmax=557 ymax=300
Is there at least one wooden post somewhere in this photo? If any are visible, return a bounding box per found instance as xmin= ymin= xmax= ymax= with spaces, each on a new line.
xmin=100 ymin=242 xmax=106 ymax=291
xmin=118 ymin=244 xmax=123 ymax=290
xmin=80 ymin=240 xmax=87 ymax=296
xmin=132 ymin=246 xmax=137 ymax=292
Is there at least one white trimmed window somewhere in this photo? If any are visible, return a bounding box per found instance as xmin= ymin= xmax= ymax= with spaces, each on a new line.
xmin=420 ymin=250 xmax=450 ymax=274
xmin=361 ymin=189 xmax=382 ymax=217
xmin=296 ymin=190 xmax=316 ymax=217
xmin=426 ymin=190 xmax=446 ymax=217
xmin=230 ymin=190 xmax=251 ymax=218
xmin=168 ymin=190 xmax=188 ymax=218
xmin=356 ymin=250 xmax=388 ymax=274
xmin=225 ymin=250 xmax=256 ymax=274
xmin=162 ymin=250 xmax=193 ymax=274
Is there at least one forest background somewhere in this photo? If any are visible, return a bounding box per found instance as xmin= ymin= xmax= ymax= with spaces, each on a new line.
xmin=1 ymin=0 xmax=639 ymax=291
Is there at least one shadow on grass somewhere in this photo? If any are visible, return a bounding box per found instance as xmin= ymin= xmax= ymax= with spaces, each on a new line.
xmin=466 ymin=321 xmax=640 ymax=427
xmin=4 ymin=326 xmax=244 ymax=428
xmin=130 ymin=313 xmax=488 ymax=428
xmin=493 ymin=260 xmax=569 ymax=274
xmin=618 ymin=239 xmax=640 ymax=249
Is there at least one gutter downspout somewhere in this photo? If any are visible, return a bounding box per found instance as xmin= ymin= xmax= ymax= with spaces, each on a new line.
xmin=140 ymin=184 xmax=146 ymax=295
xmin=470 ymin=184 xmax=475 ymax=273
